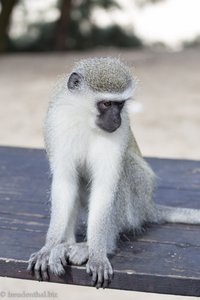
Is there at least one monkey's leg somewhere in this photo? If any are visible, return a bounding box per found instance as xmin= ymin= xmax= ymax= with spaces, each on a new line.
xmin=27 ymin=172 xmax=79 ymax=280
xmin=154 ymin=205 xmax=200 ymax=224
xmin=48 ymin=200 xmax=80 ymax=276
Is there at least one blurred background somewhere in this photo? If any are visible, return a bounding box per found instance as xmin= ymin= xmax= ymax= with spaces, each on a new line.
xmin=0 ymin=0 xmax=200 ymax=298
xmin=0 ymin=0 xmax=200 ymax=159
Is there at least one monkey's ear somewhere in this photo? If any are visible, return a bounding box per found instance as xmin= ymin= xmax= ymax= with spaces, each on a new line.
xmin=67 ymin=72 xmax=83 ymax=90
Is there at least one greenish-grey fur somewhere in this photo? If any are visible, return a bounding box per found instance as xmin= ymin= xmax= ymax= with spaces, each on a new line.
xmin=74 ymin=57 xmax=133 ymax=93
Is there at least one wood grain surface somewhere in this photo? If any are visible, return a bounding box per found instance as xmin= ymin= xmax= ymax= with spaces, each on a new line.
xmin=0 ymin=146 xmax=200 ymax=296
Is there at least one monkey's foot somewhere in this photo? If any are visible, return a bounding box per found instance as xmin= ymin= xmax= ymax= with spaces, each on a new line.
xmin=49 ymin=243 xmax=69 ymax=276
xmin=68 ymin=242 xmax=88 ymax=265
xmin=86 ymin=255 xmax=113 ymax=289
xmin=27 ymin=246 xmax=50 ymax=281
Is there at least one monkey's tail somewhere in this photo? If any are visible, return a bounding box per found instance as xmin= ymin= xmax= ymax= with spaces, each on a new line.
xmin=153 ymin=204 xmax=200 ymax=225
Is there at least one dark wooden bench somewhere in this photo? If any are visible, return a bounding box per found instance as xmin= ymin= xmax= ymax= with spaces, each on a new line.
xmin=0 ymin=146 xmax=200 ymax=296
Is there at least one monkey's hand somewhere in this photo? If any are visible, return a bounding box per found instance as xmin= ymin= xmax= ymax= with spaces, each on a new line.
xmin=48 ymin=243 xmax=69 ymax=276
xmin=27 ymin=246 xmax=51 ymax=281
xmin=49 ymin=242 xmax=88 ymax=276
xmin=86 ymin=255 xmax=113 ymax=289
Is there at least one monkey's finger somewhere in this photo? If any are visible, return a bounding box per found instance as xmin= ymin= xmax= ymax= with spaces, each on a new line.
xmin=108 ymin=265 xmax=114 ymax=278
xmin=64 ymin=250 xmax=70 ymax=263
xmin=92 ymin=270 xmax=98 ymax=286
xmin=105 ymin=266 xmax=113 ymax=286
xmin=60 ymin=251 xmax=68 ymax=266
xmin=104 ymin=269 xmax=109 ymax=280
xmin=27 ymin=259 xmax=36 ymax=273
xmin=60 ymin=255 xmax=67 ymax=266
xmin=96 ymin=269 xmax=103 ymax=289
xmin=103 ymin=270 xmax=109 ymax=289
xmin=34 ymin=268 xmax=42 ymax=281
xmin=86 ymin=264 xmax=92 ymax=276
xmin=34 ymin=261 xmax=43 ymax=281
xmin=29 ymin=252 xmax=37 ymax=259
xmin=69 ymin=247 xmax=75 ymax=257
xmin=41 ymin=261 xmax=49 ymax=281
xmin=51 ymin=260 xmax=66 ymax=276
xmin=41 ymin=270 xmax=49 ymax=281
xmin=108 ymin=272 xmax=114 ymax=283
xmin=69 ymin=250 xmax=78 ymax=261
xmin=27 ymin=253 xmax=37 ymax=275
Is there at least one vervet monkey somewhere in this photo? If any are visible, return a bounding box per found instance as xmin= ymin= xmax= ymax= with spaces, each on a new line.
xmin=28 ymin=57 xmax=200 ymax=288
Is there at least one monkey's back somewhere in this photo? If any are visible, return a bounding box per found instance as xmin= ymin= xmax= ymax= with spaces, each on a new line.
xmin=114 ymin=152 xmax=156 ymax=232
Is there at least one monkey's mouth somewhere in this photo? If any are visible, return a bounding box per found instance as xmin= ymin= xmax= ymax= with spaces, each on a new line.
xmin=96 ymin=119 xmax=121 ymax=133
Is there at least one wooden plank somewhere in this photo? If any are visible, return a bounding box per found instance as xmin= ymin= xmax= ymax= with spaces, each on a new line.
xmin=1 ymin=258 xmax=200 ymax=296
xmin=0 ymin=146 xmax=200 ymax=296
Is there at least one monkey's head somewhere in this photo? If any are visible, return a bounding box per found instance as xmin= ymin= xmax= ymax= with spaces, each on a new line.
xmin=67 ymin=57 xmax=135 ymax=133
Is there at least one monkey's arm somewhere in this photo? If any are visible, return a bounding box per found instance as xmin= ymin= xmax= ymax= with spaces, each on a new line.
xmin=27 ymin=157 xmax=79 ymax=279
xmin=86 ymin=138 xmax=122 ymax=288
xmin=47 ymin=169 xmax=78 ymax=246
xmin=44 ymin=109 xmax=80 ymax=247
xmin=87 ymin=183 xmax=115 ymax=288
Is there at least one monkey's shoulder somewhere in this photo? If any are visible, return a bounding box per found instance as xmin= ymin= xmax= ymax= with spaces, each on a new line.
xmin=127 ymin=129 xmax=142 ymax=157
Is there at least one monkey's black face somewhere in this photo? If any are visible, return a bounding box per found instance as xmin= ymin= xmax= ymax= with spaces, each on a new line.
xmin=96 ymin=101 xmax=125 ymax=133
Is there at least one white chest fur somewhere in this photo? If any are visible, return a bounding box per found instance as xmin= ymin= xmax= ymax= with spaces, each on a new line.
xmin=44 ymin=92 xmax=129 ymax=177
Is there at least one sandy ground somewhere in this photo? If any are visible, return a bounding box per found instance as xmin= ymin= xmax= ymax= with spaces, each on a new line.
xmin=0 ymin=48 xmax=200 ymax=299
xmin=0 ymin=48 xmax=199 ymax=159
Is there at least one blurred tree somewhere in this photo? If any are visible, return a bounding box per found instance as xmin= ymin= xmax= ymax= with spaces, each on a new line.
xmin=136 ymin=0 xmax=164 ymax=6
xmin=183 ymin=36 xmax=200 ymax=48
xmin=54 ymin=0 xmax=131 ymax=50
xmin=0 ymin=0 xmax=18 ymax=52
xmin=8 ymin=0 xmax=142 ymax=51
xmin=7 ymin=0 xmax=167 ymax=52
xmin=55 ymin=0 xmax=72 ymax=50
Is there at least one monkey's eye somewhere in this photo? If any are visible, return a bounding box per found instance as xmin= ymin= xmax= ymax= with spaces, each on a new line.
xmin=118 ymin=101 xmax=124 ymax=107
xmin=102 ymin=101 xmax=112 ymax=108
xmin=97 ymin=101 xmax=112 ymax=111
